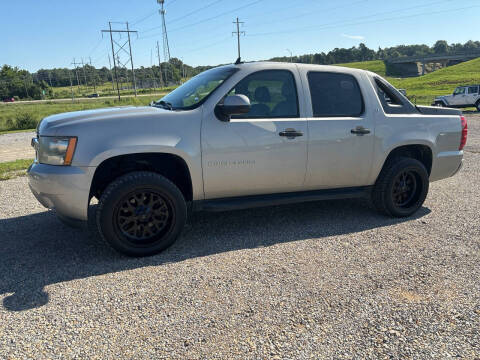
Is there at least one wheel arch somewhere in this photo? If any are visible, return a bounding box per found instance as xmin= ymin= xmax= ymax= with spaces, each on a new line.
xmin=377 ymin=144 xmax=433 ymax=180
xmin=435 ymin=99 xmax=448 ymax=106
xmin=90 ymin=152 xmax=194 ymax=203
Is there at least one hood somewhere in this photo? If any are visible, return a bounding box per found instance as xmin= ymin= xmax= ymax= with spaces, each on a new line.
xmin=37 ymin=106 xmax=170 ymax=135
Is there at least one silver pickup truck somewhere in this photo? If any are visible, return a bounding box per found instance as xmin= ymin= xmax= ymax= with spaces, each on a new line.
xmin=28 ymin=62 xmax=468 ymax=256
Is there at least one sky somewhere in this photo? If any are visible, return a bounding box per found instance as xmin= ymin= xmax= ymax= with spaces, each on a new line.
xmin=1 ymin=0 xmax=479 ymax=72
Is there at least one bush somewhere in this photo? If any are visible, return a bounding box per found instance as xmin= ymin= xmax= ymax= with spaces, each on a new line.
xmin=15 ymin=112 xmax=38 ymax=130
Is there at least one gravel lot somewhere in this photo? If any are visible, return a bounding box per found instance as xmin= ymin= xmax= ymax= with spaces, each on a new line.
xmin=0 ymin=115 xmax=479 ymax=359
xmin=0 ymin=131 xmax=35 ymax=163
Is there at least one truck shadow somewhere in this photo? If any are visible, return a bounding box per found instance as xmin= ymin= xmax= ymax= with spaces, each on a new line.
xmin=0 ymin=199 xmax=430 ymax=312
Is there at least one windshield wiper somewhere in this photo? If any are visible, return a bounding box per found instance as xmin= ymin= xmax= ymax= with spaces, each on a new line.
xmin=154 ymin=100 xmax=174 ymax=110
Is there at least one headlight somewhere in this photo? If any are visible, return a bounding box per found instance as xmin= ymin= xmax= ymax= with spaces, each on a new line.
xmin=37 ymin=136 xmax=77 ymax=166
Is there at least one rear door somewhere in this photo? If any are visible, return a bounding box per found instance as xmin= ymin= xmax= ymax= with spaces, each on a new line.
xmin=466 ymin=86 xmax=479 ymax=106
xmin=300 ymin=70 xmax=375 ymax=189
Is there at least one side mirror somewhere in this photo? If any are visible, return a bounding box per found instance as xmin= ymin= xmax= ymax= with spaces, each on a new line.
xmin=215 ymin=94 xmax=251 ymax=122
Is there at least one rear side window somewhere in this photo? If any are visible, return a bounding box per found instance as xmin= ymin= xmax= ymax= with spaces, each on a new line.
xmin=468 ymin=86 xmax=479 ymax=94
xmin=307 ymin=72 xmax=364 ymax=117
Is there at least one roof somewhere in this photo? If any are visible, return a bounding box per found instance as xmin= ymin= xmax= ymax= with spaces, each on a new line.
xmin=230 ymin=60 xmax=368 ymax=75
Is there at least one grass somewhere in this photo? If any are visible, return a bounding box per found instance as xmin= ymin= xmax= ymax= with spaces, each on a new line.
xmin=51 ymin=82 xmax=178 ymax=99
xmin=336 ymin=60 xmax=387 ymax=76
xmin=387 ymin=57 xmax=480 ymax=105
xmin=0 ymin=159 xmax=33 ymax=180
xmin=0 ymin=95 xmax=166 ymax=132
xmin=338 ymin=58 xmax=480 ymax=105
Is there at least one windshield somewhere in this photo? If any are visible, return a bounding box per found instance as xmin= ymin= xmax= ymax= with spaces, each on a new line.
xmin=156 ymin=66 xmax=238 ymax=110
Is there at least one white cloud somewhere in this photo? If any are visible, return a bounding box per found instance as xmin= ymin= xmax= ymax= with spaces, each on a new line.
xmin=341 ymin=34 xmax=365 ymax=40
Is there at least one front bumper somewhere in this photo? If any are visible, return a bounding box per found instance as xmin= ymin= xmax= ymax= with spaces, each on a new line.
xmin=27 ymin=162 xmax=94 ymax=221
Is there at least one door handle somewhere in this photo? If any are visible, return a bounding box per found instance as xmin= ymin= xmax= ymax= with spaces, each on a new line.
xmin=279 ymin=128 xmax=303 ymax=139
xmin=351 ymin=126 xmax=371 ymax=135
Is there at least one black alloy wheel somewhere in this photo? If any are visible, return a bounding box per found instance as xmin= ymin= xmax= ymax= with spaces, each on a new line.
xmin=372 ymin=157 xmax=429 ymax=217
xmin=96 ymin=171 xmax=187 ymax=256
xmin=114 ymin=189 xmax=173 ymax=244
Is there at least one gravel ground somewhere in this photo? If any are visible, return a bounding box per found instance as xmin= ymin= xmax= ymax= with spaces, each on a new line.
xmin=0 ymin=131 xmax=35 ymax=163
xmin=0 ymin=115 xmax=479 ymax=359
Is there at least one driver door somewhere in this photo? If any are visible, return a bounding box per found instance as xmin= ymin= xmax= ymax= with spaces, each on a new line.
xmin=201 ymin=69 xmax=308 ymax=199
xmin=451 ymin=87 xmax=466 ymax=106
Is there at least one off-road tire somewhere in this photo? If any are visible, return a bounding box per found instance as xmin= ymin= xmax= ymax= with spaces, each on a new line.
xmin=476 ymin=100 xmax=480 ymax=112
xmin=96 ymin=171 xmax=187 ymax=257
xmin=372 ymin=157 xmax=429 ymax=217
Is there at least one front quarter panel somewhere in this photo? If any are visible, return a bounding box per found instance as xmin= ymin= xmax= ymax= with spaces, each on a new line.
xmin=61 ymin=108 xmax=204 ymax=200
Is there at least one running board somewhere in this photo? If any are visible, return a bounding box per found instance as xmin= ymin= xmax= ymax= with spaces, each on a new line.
xmin=193 ymin=186 xmax=372 ymax=212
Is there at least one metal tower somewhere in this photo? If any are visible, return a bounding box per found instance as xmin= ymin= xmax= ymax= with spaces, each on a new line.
xmin=157 ymin=0 xmax=171 ymax=63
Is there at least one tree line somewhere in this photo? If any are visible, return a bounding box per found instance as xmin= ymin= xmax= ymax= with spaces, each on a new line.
xmin=269 ymin=40 xmax=480 ymax=64
xmin=2 ymin=40 xmax=480 ymax=100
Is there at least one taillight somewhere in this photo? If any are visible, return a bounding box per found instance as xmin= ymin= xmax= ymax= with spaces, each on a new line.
xmin=459 ymin=115 xmax=468 ymax=150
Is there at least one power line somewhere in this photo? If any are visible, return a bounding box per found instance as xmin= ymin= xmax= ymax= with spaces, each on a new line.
xmin=168 ymin=0 xmax=224 ymax=24
xmin=248 ymin=3 xmax=478 ymax=37
xmin=138 ymin=0 xmax=264 ymax=37
xmin=132 ymin=10 xmax=158 ymax=25
xmin=165 ymin=0 xmax=180 ymax=8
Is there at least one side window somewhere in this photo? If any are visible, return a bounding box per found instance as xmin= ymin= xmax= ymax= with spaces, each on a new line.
xmin=370 ymin=77 xmax=412 ymax=114
xmin=228 ymin=70 xmax=299 ymax=118
xmin=468 ymin=86 xmax=479 ymax=94
xmin=307 ymin=72 xmax=364 ymax=117
xmin=454 ymin=87 xmax=466 ymax=95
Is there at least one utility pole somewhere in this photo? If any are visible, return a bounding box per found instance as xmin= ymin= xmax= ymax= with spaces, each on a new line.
xmin=69 ymin=71 xmax=75 ymax=103
xmin=232 ymin=17 xmax=245 ymax=61
xmin=80 ymin=58 xmax=88 ymax=89
xmin=47 ymin=72 xmax=53 ymax=87
xmin=23 ymin=76 xmax=29 ymax=98
xmin=88 ymin=57 xmax=97 ymax=93
xmin=71 ymin=58 xmax=82 ymax=92
xmin=102 ymin=22 xmax=138 ymax=100
xmin=286 ymin=49 xmax=293 ymax=62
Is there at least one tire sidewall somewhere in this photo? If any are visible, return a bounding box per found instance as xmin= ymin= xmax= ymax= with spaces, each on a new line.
xmin=97 ymin=172 xmax=187 ymax=256
xmin=384 ymin=160 xmax=429 ymax=217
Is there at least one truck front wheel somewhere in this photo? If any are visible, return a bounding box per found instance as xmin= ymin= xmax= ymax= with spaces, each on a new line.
xmin=372 ymin=157 xmax=429 ymax=217
xmin=96 ymin=171 xmax=187 ymax=256
xmin=476 ymin=100 xmax=480 ymax=112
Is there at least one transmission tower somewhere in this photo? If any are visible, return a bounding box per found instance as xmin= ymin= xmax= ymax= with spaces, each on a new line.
xmin=158 ymin=0 xmax=171 ymax=62
xmin=157 ymin=0 xmax=171 ymax=84
xmin=101 ymin=22 xmax=138 ymax=100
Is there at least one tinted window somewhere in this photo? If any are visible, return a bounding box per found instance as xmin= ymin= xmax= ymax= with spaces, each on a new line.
xmin=228 ymin=70 xmax=298 ymax=118
xmin=308 ymin=72 xmax=363 ymax=117
xmin=468 ymin=86 xmax=479 ymax=94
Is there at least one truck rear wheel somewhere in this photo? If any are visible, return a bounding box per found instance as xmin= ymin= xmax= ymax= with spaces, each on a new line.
xmin=96 ymin=171 xmax=187 ymax=257
xmin=372 ymin=157 xmax=429 ymax=217
xmin=476 ymin=100 xmax=480 ymax=112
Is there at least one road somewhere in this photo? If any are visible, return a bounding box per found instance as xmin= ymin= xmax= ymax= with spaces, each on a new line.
xmin=0 ymin=92 xmax=165 ymax=106
xmin=0 ymin=115 xmax=479 ymax=359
